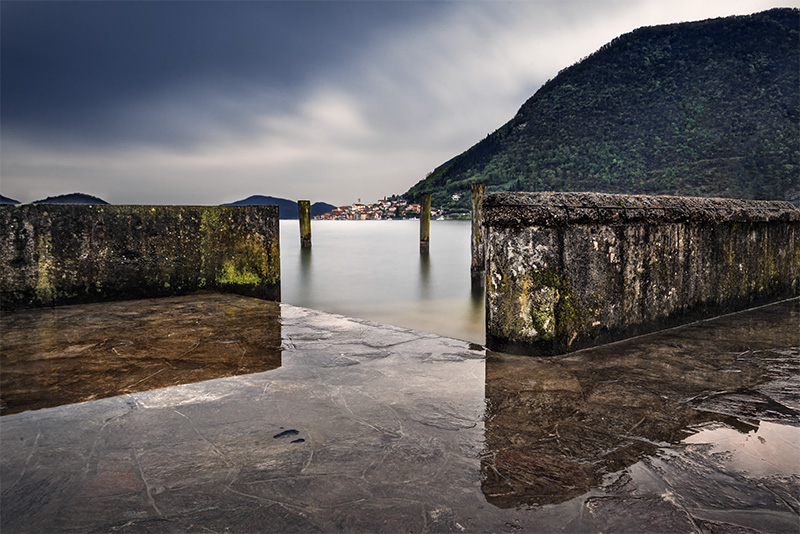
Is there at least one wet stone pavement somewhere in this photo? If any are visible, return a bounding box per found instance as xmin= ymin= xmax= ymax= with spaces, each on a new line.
xmin=0 ymin=294 xmax=798 ymax=533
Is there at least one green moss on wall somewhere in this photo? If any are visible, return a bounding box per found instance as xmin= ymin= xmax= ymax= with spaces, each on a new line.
xmin=537 ymin=269 xmax=586 ymax=350
xmin=219 ymin=261 xmax=262 ymax=285
xmin=34 ymin=231 xmax=55 ymax=305
xmin=491 ymin=265 xmax=587 ymax=350
xmin=216 ymin=234 xmax=280 ymax=288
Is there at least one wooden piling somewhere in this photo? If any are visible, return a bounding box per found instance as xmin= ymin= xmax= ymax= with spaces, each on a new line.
xmin=420 ymin=193 xmax=431 ymax=254
xmin=470 ymin=183 xmax=486 ymax=285
xmin=298 ymin=200 xmax=312 ymax=248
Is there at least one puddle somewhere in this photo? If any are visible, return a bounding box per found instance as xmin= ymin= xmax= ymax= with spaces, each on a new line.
xmin=684 ymin=421 xmax=800 ymax=477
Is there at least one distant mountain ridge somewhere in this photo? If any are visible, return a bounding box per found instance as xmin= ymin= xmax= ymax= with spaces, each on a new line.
xmin=1 ymin=193 xmax=337 ymax=216
xmin=32 ymin=193 xmax=109 ymax=205
xmin=405 ymin=8 xmax=799 ymax=208
xmin=222 ymin=195 xmax=336 ymax=219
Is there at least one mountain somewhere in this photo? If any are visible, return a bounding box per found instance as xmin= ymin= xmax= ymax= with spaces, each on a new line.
xmin=0 ymin=195 xmax=20 ymax=205
xmin=222 ymin=195 xmax=336 ymax=219
xmin=32 ymin=193 xmax=109 ymax=205
xmin=310 ymin=202 xmax=337 ymax=218
xmin=405 ymin=8 xmax=799 ymax=209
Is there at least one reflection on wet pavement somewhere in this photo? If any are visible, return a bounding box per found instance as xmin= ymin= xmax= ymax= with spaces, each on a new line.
xmin=482 ymin=300 xmax=800 ymax=512
xmin=684 ymin=421 xmax=800 ymax=477
xmin=0 ymin=295 xmax=797 ymax=533
xmin=0 ymin=294 xmax=282 ymax=415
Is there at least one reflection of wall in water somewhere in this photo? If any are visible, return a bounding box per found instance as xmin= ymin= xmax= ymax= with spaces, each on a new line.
xmin=0 ymin=294 xmax=283 ymax=416
xmin=482 ymin=353 xmax=597 ymax=508
xmin=479 ymin=299 xmax=798 ymax=509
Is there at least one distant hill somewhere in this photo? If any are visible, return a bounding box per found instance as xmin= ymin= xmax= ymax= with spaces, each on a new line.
xmin=32 ymin=193 xmax=109 ymax=205
xmin=0 ymin=195 xmax=20 ymax=205
xmin=405 ymin=8 xmax=799 ymax=209
xmin=222 ymin=195 xmax=336 ymax=219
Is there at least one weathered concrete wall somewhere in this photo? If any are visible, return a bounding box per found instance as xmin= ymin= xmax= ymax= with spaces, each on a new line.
xmin=484 ymin=192 xmax=799 ymax=356
xmin=0 ymin=205 xmax=280 ymax=310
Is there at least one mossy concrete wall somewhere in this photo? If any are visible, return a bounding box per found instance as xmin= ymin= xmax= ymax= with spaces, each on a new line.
xmin=484 ymin=192 xmax=799 ymax=356
xmin=0 ymin=205 xmax=280 ymax=310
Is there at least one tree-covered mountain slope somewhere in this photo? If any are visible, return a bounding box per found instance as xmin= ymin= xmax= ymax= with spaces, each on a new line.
xmin=405 ymin=8 xmax=799 ymax=210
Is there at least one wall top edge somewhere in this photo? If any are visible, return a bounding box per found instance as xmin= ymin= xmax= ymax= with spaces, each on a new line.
xmin=484 ymin=192 xmax=799 ymax=226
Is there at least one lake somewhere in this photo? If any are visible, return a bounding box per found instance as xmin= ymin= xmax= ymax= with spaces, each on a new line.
xmin=280 ymin=219 xmax=484 ymax=344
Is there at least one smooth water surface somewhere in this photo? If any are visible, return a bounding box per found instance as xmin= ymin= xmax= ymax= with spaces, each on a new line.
xmin=280 ymin=219 xmax=484 ymax=343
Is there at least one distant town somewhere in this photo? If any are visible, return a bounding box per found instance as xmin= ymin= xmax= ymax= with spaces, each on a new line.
xmin=314 ymin=197 xmax=447 ymax=220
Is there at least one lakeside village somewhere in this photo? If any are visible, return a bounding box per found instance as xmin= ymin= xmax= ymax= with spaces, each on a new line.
xmin=314 ymin=196 xmax=453 ymax=220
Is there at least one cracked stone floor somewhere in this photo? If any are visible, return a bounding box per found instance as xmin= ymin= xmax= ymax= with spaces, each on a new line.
xmin=1 ymin=294 xmax=798 ymax=533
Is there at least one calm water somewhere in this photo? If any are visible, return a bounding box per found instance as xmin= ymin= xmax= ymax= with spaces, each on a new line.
xmin=280 ymin=219 xmax=484 ymax=344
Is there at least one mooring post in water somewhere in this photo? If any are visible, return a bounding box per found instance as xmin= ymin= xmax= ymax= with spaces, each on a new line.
xmin=298 ymin=200 xmax=312 ymax=248
xmin=420 ymin=193 xmax=431 ymax=254
xmin=470 ymin=182 xmax=486 ymax=286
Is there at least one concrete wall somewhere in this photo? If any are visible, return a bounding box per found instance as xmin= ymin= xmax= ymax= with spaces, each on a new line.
xmin=1 ymin=205 xmax=280 ymax=310
xmin=484 ymin=192 xmax=799 ymax=356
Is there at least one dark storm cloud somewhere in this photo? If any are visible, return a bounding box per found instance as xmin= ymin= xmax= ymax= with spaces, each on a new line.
xmin=1 ymin=0 xmax=785 ymax=205
xmin=1 ymin=0 xmax=444 ymax=147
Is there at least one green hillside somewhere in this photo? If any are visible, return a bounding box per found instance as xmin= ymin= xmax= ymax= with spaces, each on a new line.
xmin=405 ymin=8 xmax=799 ymax=211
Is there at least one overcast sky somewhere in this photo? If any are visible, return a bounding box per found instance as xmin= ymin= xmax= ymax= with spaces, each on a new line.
xmin=1 ymin=0 xmax=793 ymax=206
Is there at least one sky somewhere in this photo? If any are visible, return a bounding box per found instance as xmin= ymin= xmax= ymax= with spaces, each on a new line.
xmin=1 ymin=0 xmax=795 ymax=206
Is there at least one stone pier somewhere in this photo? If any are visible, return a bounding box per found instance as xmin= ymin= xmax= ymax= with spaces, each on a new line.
xmin=0 ymin=204 xmax=281 ymax=309
xmin=484 ymin=192 xmax=799 ymax=356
